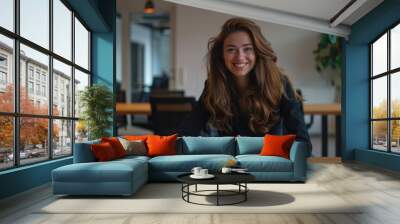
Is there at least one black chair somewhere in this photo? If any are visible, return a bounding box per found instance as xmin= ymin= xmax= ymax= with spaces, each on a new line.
xmin=149 ymin=89 xmax=185 ymax=98
xmin=116 ymin=90 xmax=127 ymax=128
xmin=149 ymin=96 xmax=196 ymax=135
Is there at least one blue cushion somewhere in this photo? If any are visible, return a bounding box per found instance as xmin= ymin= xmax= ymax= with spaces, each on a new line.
xmin=236 ymin=137 xmax=263 ymax=155
xmin=235 ymin=155 xmax=293 ymax=172
xmin=73 ymin=139 xmax=100 ymax=163
xmin=148 ymin=154 xmax=235 ymax=172
xmin=178 ymin=137 xmax=235 ymax=155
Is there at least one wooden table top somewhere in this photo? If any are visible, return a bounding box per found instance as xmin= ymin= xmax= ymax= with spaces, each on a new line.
xmin=303 ymin=103 xmax=341 ymax=115
xmin=116 ymin=102 xmax=341 ymax=116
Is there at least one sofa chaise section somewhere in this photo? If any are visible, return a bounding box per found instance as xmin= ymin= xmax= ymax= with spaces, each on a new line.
xmin=52 ymin=142 xmax=149 ymax=196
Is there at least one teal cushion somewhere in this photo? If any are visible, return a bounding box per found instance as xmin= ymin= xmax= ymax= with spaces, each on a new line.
xmin=178 ymin=137 xmax=235 ymax=155
xmin=236 ymin=137 xmax=263 ymax=155
xmin=148 ymin=154 xmax=235 ymax=172
xmin=236 ymin=155 xmax=293 ymax=172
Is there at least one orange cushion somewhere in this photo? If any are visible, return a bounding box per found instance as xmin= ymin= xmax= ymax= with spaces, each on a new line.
xmin=146 ymin=134 xmax=177 ymax=157
xmin=123 ymin=135 xmax=148 ymax=141
xmin=259 ymin=134 xmax=296 ymax=159
xmin=101 ymin=137 xmax=127 ymax=158
xmin=91 ymin=142 xmax=117 ymax=161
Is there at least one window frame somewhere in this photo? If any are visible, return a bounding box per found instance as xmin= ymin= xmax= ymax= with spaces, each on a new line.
xmin=369 ymin=20 xmax=400 ymax=154
xmin=0 ymin=0 xmax=92 ymax=171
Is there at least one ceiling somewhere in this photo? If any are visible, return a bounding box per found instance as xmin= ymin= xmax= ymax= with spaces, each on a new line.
xmin=223 ymin=0 xmax=356 ymax=24
xmin=163 ymin=0 xmax=384 ymax=38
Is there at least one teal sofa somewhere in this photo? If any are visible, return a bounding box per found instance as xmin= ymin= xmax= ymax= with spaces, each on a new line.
xmin=52 ymin=137 xmax=308 ymax=196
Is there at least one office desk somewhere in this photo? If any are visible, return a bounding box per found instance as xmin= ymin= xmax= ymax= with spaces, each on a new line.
xmin=304 ymin=103 xmax=341 ymax=157
xmin=116 ymin=103 xmax=341 ymax=156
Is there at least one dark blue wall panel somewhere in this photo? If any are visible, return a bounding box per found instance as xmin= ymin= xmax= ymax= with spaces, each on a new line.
xmin=344 ymin=0 xmax=400 ymax=171
xmin=0 ymin=158 xmax=72 ymax=199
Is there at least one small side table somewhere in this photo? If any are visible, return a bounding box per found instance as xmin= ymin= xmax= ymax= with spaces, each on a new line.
xmin=177 ymin=173 xmax=255 ymax=206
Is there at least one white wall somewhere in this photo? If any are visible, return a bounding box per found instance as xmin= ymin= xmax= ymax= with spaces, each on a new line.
xmin=116 ymin=16 xmax=122 ymax=83
xmin=152 ymin=30 xmax=171 ymax=77
xmin=131 ymin=23 xmax=153 ymax=86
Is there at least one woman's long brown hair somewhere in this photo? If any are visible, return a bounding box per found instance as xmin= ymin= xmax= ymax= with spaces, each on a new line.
xmin=204 ymin=17 xmax=291 ymax=134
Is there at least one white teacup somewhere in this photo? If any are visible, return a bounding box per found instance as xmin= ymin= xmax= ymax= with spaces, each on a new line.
xmin=199 ymin=169 xmax=208 ymax=176
xmin=191 ymin=167 xmax=202 ymax=176
xmin=221 ymin=167 xmax=232 ymax=174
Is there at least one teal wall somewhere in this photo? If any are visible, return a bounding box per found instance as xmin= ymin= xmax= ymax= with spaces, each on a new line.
xmin=0 ymin=0 xmax=116 ymax=200
xmin=91 ymin=0 xmax=116 ymax=136
xmin=0 ymin=158 xmax=72 ymax=199
xmin=344 ymin=0 xmax=400 ymax=171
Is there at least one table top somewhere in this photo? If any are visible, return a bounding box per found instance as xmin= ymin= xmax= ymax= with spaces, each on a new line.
xmin=303 ymin=103 xmax=341 ymax=115
xmin=116 ymin=102 xmax=341 ymax=116
xmin=116 ymin=102 xmax=151 ymax=115
xmin=177 ymin=172 xmax=255 ymax=185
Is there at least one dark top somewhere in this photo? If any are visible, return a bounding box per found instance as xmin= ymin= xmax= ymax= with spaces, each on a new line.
xmin=177 ymin=79 xmax=312 ymax=150
xmin=177 ymin=173 xmax=255 ymax=184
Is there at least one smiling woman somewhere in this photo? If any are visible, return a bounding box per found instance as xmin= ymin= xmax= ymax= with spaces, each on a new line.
xmin=178 ymin=17 xmax=311 ymax=151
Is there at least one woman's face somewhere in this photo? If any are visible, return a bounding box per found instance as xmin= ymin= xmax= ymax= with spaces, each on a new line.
xmin=223 ymin=31 xmax=256 ymax=78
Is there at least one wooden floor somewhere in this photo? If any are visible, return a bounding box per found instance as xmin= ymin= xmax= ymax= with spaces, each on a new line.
xmin=1 ymin=161 xmax=400 ymax=224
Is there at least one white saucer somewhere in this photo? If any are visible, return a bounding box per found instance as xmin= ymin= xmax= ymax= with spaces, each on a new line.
xmin=190 ymin=174 xmax=215 ymax=179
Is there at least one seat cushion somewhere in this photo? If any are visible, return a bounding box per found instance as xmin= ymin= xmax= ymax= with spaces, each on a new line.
xmin=52 ymin=159 xmax=147 ymax=183
xmin=148 ymin=154 xmax=235 ymax=172
xmin=236 ymin=155 xmax=293 ymax=172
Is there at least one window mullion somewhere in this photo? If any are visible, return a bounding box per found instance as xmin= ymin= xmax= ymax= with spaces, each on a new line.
xmin=13 ymin=0 xmax=20 ymax=167
xmin=49 ymin=0 xmax=53 ymax=160
xmin=388 ymin=30 xmax=391 ymax=152
xmin=71 ymin=11 xmax=76 ymax=154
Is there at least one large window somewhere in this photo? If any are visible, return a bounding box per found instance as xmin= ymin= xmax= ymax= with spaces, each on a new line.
xmin=370 ymin=22 xmax=400 ymax=153
xmin=0 ymin=0 xmax=91 ymax=171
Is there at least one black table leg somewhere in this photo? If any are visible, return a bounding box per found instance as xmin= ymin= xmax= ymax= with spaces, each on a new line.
xmin=217 ymin=184 xmax=219 ymax=206
xmin=245 ymin=183 xmax=247 ymax=201
xmin=322 ymin=115 xmax=328 ymax=157
xmin=335 ymin=116 xmax=341 ymax=157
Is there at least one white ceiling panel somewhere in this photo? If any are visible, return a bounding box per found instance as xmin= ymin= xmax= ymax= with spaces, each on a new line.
xmin=223 ymin=0 xmax=352 ymax=21
xmin=164 ymin=0 xmax=384 ymax=38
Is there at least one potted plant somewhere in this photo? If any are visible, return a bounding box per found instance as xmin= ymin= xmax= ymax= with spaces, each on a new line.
xmin=79 ymin=84 xmax=113 ymax=140
xmin=313 ymin=34 xmax=342 ymax=102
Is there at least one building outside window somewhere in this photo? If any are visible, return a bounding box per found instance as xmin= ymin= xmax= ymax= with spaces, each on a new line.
xmin=0 ymin=54 xmax=7 ymax=89
xmin=41 ymin=73 xmax=46 ymax=83
xmin=0 ymin=0 xmax=91 ymax=170
xmin=0 ymin=54 xmax=7 ymax=67
xmin=36 ymin=83 xmax=40 ymax=95
xmin=370 ymin=22 xmax=400 ymax=154
xmin=35 ymin=70 xmax=40 ymax=81
xmin=28 ymin=66 xmax=34 ymax=80
xmin=42 ymin=85 xmax=46 ymax=97
xmin=28 ymin=81 xmax=34 ymax=94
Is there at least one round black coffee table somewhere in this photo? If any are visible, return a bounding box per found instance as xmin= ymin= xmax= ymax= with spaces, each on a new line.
xmin=177 ymin=173 xmax=255 ymax=206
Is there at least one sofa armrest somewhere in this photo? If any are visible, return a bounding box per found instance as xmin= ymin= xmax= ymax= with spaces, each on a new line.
xmin=289 ymin=141 xmax=309 ymax=181
xmin=73 ymin=140 xmax=100 ymax=163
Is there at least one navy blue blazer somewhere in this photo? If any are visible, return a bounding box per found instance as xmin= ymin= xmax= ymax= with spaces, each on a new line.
xmin=177 ymin=80 xmax=312 ymax=150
